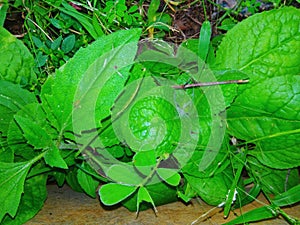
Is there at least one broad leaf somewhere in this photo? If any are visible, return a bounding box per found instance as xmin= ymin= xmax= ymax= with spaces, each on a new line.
xmin=214 ymin=7 xmax=300 ymax=169
xmin=0 ymin=27 xmax=36 ymax=87
xmin=99 ymin=183 xmax=137 ymax=206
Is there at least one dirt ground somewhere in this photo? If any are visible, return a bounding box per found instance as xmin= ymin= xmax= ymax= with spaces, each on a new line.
xmin=26 ymin=185 xmax=300 ymax=225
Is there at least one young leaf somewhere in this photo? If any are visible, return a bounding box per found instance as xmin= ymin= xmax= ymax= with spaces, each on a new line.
xmin=137 ymin=186 xmax=157 ymax=213
xmin=156 ymin=168 xmax=181 ymax=186
xmin=0 ymin=27 xmax=37 ymax=86
xmin=0 ymin=161 xmax=32 ymax=221
xmin=99 ymin=183 xmax=137 ymax=206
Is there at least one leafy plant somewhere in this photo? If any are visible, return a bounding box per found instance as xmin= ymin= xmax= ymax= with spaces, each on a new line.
xmin=0 ymin=6 xmax=300 ymax=225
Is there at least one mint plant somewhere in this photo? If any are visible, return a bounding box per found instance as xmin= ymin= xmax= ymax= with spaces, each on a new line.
xmin=0 ymin=6 xmax=300 ymax=225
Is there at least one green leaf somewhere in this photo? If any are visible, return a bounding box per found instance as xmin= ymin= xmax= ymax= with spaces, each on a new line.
xmin=61 ymin=34 xmax=75 ymax=53
xmin=65 ymin=167 xmax=84 ymax=192
xmin=99 ymin=183 xmax=137 ymax=206
xmin=228 ymin=78 xmax=300 ymax=168
xmin=133 ymin=150 xmax=156 ymax=175
xmin=7 ymin=103 xmax=53 ymax=160
xmin=0 ymin=161 xmax=32 ymax=220
xmin=0 ymin=27 xmax=37 ymax=87
xmin=51 ymin=36 xmax=62 ymax=50
xmin=184 ymin=166 xmax=234 ymax=206
xmin=1 ymin=174 xmax=47 ymax=225
xmin=41 ymin=29 xmax=141 ymax=137
xmin=137 ymin=186 xmax=157 ymax=213
xmin=0 ymin=81 xmax=36 ymax=136
xmin=0 ymin=134 xmax=13 ymax=163
xmin=122 ymin=180 xmax=177 ymax=211
xmin=198 ymin=21 xmax=211 ymax=62
xmin=44 ymin=145 xmax=68 ymax=169
xmin=156 ymin=168 xmax=181 ymax=186
xmin=0 ymin=2 xmax=8 ymax=26
xmin=248 ymin=156 xmax=299 ymax=195
xmin=106 ymin=164 xmax=143 ymax=185
xmin=14 ymin=115 xmax=53 ymax=149
xmin=272 ymin=184 xmax=300 ymax=207
xmin=224 ymin=205 xmax=277 ymax=225
xmin=77 ymin=163 xmax=99 ymax=198
xmin=59 ymin=2 xmax=102 ymax=39
xmin=214 ymin=7 xmax=300 ymax=83
xmin=215 ymin=7 xmax=300 ymax=169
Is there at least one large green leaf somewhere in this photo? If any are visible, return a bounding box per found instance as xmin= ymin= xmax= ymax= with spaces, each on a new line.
xmin=214 ymin=7 xmax=300 ymax=169
xmin=41 ymin=28 xmax=141 ymax=138
xmin=0 ymin=27 xmax=36 ymax=87
xmin=1 ymin=174 xmax=48 ymax=225
xmin=214 ymin=7 xmax=300 ymax=83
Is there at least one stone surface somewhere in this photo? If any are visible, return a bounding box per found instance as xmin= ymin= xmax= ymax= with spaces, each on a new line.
xmin=26 ymin=185 xmax=300 ymax=225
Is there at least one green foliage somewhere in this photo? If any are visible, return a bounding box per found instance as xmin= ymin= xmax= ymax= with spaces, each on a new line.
xmin=0 ymin=27 xmax=37 ymax=88
xmin=0 ymin=5 xmax=300 ymax=225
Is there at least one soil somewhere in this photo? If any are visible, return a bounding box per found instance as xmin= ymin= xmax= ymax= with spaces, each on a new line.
xmin=26 ymin=185 xmax=300 ymax=225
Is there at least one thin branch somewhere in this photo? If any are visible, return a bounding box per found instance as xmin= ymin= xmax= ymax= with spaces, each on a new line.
xmin=172 ymin=79 xmax=249 ymax=89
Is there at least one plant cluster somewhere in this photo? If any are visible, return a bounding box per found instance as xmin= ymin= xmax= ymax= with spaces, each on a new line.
xmin=0 ymin=1 xmax=300 ymax=225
